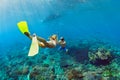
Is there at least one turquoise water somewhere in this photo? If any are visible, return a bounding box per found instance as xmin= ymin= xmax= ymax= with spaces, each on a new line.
xmin=0 ymin=0 xmax=120 ymax=79
xmin=0 ymin=0 xmax=120 ymax=46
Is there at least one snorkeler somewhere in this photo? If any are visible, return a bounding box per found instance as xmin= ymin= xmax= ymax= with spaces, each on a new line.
xmin=24 ymin=32 xmax=58 ymax=48
xmin=58 ymin=37 xmax=68 ymax=53
xmin=17 ymin=21 xmax=58 ymax=56
xmin=17 ymin=21 xmax=58 ymax=48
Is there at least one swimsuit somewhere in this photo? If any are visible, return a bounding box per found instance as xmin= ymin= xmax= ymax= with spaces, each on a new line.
xmin=58 ymin=46 xmax=67 ymax=52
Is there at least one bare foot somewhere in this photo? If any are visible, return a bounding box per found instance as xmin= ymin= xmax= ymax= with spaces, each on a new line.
xmin=66 ymin=49 xmax=68 ymax=53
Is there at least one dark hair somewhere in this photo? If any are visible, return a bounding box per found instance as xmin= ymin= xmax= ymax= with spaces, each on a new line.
xmin=60 ymin=37 xmax=64 ymax=41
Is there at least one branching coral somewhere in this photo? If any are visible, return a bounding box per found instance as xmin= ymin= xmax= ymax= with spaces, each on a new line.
xmin=88 ymin=47 xmax=112 ymax=65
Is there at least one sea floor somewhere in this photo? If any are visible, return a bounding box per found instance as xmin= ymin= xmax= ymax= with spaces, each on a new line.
xmin=0 ymin=39 xmax=120 ymax=80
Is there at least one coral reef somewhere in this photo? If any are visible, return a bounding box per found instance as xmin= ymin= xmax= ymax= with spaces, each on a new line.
xmin=88 ymin=47 xmax=112 ymax=65
xmin=67 ymin=69 xmax=83 ymax=80
xmin=0 ymin=39 xmax=120 ymax=79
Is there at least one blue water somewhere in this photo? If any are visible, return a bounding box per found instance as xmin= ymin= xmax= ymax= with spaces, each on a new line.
xmin=0 ymin=0 xmax=120 ymax=79
xmin=0 ymin=0 xmax=120 ymax=62
xmin=0 ymin=0 xmax=120 ymax=48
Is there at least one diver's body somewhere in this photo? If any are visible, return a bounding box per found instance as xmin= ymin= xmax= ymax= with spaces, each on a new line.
xmin=24 ymin=32 xmax=57 ymax=48
xmin=58 ymin=37 xmax=68 ymax=52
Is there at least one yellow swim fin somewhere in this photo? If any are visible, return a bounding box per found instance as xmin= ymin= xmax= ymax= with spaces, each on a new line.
xmin=28 ymin=35 xmax=39 ymax=56
xmin=17 ymin=21 xmax=30 ymax=34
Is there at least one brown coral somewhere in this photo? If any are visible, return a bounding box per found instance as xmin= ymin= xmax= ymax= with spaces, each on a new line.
xmin=67 ymin=69 xmax=83 ymax=80
xmin=88 ymin=47 xmax=112 ymax=65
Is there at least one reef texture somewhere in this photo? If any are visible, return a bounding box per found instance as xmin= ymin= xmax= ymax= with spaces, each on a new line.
xmin=0 ymin=39 xmax=120 ymax=80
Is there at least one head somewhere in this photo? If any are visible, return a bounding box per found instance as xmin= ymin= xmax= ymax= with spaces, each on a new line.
xmin=60 ymin=37 xmax=64 ymax=41
xmin=50 ymin=34 xmax=57 ymax=40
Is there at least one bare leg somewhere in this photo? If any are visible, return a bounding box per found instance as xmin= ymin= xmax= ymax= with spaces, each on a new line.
xmin=36 ymin=36 xmax=47 ymax=43
xmin=24 ymin=32 xmax=48 ymax=45
xmin=38 ymin=41 xmax=46 ymax=48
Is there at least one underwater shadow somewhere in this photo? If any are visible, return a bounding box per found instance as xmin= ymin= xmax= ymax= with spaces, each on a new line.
xmin=42 ymin=13 xmax=62 ymax=22
xmin=68 ymin=45 xmax=90 ymax=63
